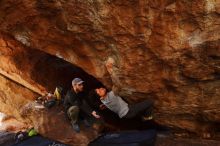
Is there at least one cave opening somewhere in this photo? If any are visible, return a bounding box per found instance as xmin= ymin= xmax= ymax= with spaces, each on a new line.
xmin=10 ymin=47 xmax=166 ymax=132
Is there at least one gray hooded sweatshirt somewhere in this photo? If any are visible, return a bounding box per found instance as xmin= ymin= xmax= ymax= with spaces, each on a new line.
xmin=101 ymin=91 xmax=129 ymax=118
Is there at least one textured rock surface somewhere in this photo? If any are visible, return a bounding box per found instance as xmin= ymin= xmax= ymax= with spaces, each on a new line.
xmin=155 ymin=133 xmax=220 ymax=146
xmin=0 ymin=34 xmax=102 ymax=95
xmin=0 ymin=0 xmax=220 ymax=142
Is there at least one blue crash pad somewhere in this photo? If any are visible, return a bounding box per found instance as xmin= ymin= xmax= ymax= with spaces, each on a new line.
xmin=12 ymin=135 xmax=68 ymax=146
xmin=89 ymin=129 xmax=157 ymax=146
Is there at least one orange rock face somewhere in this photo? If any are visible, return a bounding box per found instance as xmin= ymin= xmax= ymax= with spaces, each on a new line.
xmin=0 ymin=0 xmax=220 ymax=142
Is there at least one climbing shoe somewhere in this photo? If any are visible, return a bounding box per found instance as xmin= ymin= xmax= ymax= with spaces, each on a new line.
xmin=71 ymin=122 xmax=80 ymax=133
xmin=141 ymin=115 xmax=153 ymax=121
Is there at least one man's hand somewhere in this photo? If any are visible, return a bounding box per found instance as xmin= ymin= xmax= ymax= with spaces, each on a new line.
xmin=92 ymin=111 xmax=101 ymax=119
xmin=99 ymin=104 xmax=106 ymax=110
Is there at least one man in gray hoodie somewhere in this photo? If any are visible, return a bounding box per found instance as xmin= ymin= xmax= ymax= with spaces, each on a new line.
xmin=89 ymin=86 xmax=153 ymax=120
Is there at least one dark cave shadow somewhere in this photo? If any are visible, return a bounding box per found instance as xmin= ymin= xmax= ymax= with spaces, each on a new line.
xmin=12 ymin=47 xmax=103 ymax=94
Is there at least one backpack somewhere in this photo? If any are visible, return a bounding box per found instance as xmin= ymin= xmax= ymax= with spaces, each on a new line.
xmin=54 ymin=86 xmax=64 ymax=103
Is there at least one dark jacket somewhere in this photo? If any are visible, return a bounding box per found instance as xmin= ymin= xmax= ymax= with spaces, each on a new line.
xmin=64 ymin=89 xmax=93 ymax=116
xmin=87 ymin=90 xmax=103 ymax=110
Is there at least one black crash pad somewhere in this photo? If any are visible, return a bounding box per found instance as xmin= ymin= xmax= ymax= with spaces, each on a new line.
xmin=12 ymin=136 xmax=68 ymax=146
xmin=89 ymin=129 xmax=157 ymax=146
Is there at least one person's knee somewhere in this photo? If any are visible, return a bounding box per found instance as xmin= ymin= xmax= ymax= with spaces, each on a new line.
xmin=69 ymin=106 xmax=79 ymax=111
xmin=68 ymin=106 xmax=79 ymax=117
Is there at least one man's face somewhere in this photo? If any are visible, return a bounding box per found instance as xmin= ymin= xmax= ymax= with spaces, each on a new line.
xmin=96 ymin=88 xmax=107 ymax=97
xmin=73 ymin=83 xmax=84 ymax=92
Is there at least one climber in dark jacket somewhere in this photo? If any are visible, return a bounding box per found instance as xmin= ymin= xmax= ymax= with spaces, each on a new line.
xmin=64 ymin=78 xmax=100 ymax=133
